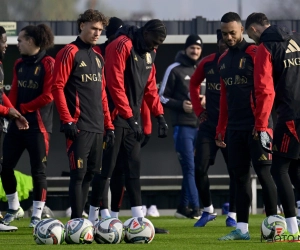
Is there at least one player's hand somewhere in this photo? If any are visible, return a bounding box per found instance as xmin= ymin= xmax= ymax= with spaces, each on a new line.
xmin=183 ymin=100 xmax=193 ymax=113
xmin=258 ymin=131 xmax=273 ymax=154
xmin=156 ymin=115 xmax=168 ymax=138
xmin=63 ymin=122 xmax=79 ymax=141
xmin=200 ymin=95 xmax=206 ymax=108
xmin=141 ymin=134 xmax=151 ymax=148
xmin=215 ymin=133 xmax=226 ymax=148
xmin=198 ymin=110 xmax=208 ymax=123
xmin=127 ymin=117 xmax=143 ymax=142
xmin=15 ymin=116 xmax=29 ymax=130
xmin=103 ymin=129 xmax=115 ymax=150
xmin=7 ymin=108 xmax=21 ymax=119
xmin=252 ymin=127 xmax=258 ymax=137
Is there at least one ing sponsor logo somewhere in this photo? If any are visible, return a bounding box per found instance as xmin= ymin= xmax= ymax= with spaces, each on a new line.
xmin=18 ymin=80 xmax=39 ymax=89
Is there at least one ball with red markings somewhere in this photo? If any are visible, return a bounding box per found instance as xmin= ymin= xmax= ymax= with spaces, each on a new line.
xmin=123 ymin=217 xmax=155 ymax=244
xmin=33 ymin=218 xmax=65 ymax=245
xmin=65 ymin=218 xmax=94 ymax=244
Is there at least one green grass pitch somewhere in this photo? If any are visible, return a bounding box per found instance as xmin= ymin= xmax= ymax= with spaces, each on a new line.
xmin=0 ymin=215 xmax=297 ymax=249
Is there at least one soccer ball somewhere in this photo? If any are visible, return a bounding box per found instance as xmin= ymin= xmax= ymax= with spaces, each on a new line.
xmin=94 ymin=217 xmax=124 ymax=244
xmin=65 ymin=218 xmax=94 ymax=244
xmin=123 ymin=217 xmax=155 ymax=243
xmin=33 ymin=218 xmax=65 ymax=245
xmin=261 ymin=215 xmax=287 ymax=241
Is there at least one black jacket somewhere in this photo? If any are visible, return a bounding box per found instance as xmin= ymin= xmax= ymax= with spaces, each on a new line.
xmin=159 ymin=51 xmax=199 ymax=127
xmin=190 ymin=52 xmax=223 ymax=131
xmin=255 ymin=25 xmax=300 ymax=130
xmin=218 ymin=39 xmax=257 ymax=132
xmin=52 ymin=37 xmax=112 ymax=133
xmin=9 ymin=50 xmax=54 ymax=132
xmin=105 ymin=25 xmax=163 ymax=128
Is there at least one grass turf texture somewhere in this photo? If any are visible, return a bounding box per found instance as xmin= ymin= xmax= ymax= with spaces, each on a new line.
xmin=0 ymin=215 xmax=297 ymax=249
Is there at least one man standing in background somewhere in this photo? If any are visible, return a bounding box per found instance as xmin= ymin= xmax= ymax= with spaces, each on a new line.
xmin=159 ymin=34 xmax=202 ymax=219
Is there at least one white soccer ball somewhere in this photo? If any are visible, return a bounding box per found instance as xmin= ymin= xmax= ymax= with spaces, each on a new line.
xmin=94 ymin=217 xmax=124 ymax=244
xmin=65 ymin=218 xmax=94 ymax=244
xmin=33 ymin=218 xmax=65 ymax=245
xmin=123 ymin=217 xmax=155 ymax=244
xmin=261 ymin=215 xmax=287 ymax=241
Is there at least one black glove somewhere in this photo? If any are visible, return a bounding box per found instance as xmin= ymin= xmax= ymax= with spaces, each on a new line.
xmin=156 ymin=115 xmax=168 ymax=138
xmin=103 ymin=129 xmax=115 ymax=150
xmin=63 ymin=122 xmax=79 ymax=141
xmin=127 ymin=117 xmax=143 ymax=141
xmin=141 ymin=134 xmax=151 ymax=148
xmin=198 ymin=110 xmax=208 ymax=123
xmin=258 ymin=131 xmax=273 ymax=154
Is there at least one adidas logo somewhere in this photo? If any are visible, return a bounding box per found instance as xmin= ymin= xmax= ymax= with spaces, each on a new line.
xmin=85 ymin=232 xmax=93 ymax=240
xmin=286 ymin=39 xmax=300 ymax=53
xmin=134 ymin=55 xmax=138 ymax=61
xmin=276 ymin=227 xmax=283 ymax=235
xmin=79 ymin=61 xmax=87 ymax=67
xmin=258 ymin=154 xmax=268 ymax=161
xmin=184 ymin=75 xmax=191 ymax=80
xmin=132 ymin=220 xmax=139 ymax=228
xmin=42 ymin=156 xmax=47 ymax=163
xmin=207 ymin=69 xmax=214 ymax=74
xmin=272 ymin=145 xmax=278 ymax=151
xmin=220 ymin=64 xmax=225 ymax=70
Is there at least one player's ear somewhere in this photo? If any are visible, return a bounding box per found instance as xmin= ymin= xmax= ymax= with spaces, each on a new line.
xmin=80 ymin=22 xmax=85 ymax=33
xmin=241 ymin=25 xmax=244 ymax=33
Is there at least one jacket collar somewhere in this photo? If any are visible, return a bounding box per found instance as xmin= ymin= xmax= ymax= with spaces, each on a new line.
xmin=21 ymin=50 xmax=46 ymax=64
xmin=76 ymin=36 xmax=93 ymax=49
xmin=229 ymin=38 xmax=248 ymax=51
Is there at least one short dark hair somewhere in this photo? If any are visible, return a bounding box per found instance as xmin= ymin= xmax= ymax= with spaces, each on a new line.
xmin=143 ymin=19 xmax=167 ymax=38
xmin=0 ymin=26 xmax=6 ymax=42
xmin=245 ymin=12 xmax=270 ymax=30
xmin=77 ymin=9 xmax=108 ymax=33
xmin=221 ymin=12 xmax=241 ymax=23
xmin=0 ymin=26 xmax=6 ymax=36
xmin=21 ymin=24 xmax=54 ymax=50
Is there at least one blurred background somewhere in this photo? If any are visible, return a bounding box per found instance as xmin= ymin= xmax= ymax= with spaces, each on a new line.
xmin=0 ymin=0 xmax=299 ymax=22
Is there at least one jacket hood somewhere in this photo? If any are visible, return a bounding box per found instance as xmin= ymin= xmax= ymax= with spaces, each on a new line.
xmin=115 ymin=24 xmax=137 ymax=40
xmin=115 ymin=25 xmax=152 ymax=55
xmin=260 ymin=25 xmax=293 ymax=43
xmin=175 ymin=50 xmax=198 ymax=67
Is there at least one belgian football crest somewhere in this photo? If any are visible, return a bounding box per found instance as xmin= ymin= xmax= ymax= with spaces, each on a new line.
xmin=34 ymin=66 xmax=41 ymax=76
xmin=239 ymin=58 xmax=246 ymax=69
xmin=95 ymin=57 xmax=101 ymax=68
xmin=145 ymin=53 xmax=152 ymax=64
xmin=77 ymin=158 xmax=83 ymax=169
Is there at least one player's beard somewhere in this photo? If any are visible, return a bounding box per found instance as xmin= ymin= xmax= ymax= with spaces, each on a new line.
xmin=226 ymin=36 xmax=243 ymax=49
